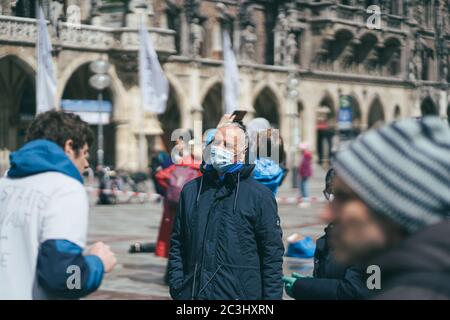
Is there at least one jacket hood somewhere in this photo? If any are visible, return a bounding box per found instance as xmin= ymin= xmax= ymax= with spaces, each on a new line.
xmin=253 ymin=158 xmax=283 ymax=182
xmin=370 ymin=220 xmax=450 ymax=277
xmin=7 ymin=139 xmax=83 ymax=184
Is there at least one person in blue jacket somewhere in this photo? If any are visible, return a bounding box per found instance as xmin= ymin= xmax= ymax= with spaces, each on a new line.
xmin=168 ymin=121 xmax=284 ymax=300
xmin=247 ymin=118 xmax=286 ymax=196
xmin=0 ymin=111 xmax=116 ymax=299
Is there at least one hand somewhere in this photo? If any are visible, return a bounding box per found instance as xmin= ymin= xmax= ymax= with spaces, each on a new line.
xmin=217 ymin=114 xmax=236 ymax=128
xmin=87 ymin=242 xmax=117 ymax=273
xmin=282 ymin=272 xmax=305 ymax=298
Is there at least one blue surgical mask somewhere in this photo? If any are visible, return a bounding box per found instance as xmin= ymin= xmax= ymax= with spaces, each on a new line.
xmin=210 ymin=146 xmax=235 ymax=173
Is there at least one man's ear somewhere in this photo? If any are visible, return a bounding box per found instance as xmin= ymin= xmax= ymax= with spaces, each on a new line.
xmin=64 ymin=139 xmax=74 ymax=156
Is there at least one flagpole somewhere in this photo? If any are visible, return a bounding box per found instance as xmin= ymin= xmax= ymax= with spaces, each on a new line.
xmin=222 ymin=31 xmax=226 ymax=116
xmin=139 ymin=13 xmax=146 ymax=172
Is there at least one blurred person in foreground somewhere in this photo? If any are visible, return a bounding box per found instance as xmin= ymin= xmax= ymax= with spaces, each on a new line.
xmin=283 ymin=168 xmax=370 ymax=300
xmin=0 ymin=111 xmax=116 ymax=300
xmin=168 ymin=117 xmax=284 ymax=300
xmin=325 ymin=116 xmax=450 ymax=299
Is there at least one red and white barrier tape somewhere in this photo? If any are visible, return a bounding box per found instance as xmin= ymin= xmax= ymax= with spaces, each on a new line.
xmin=85 ymin=186 xmax=324 ymax=205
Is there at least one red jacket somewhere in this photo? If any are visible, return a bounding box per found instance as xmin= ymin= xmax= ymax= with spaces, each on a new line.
xmin=298 ymin=151 xmax=313 ymax=178
xmin=154 ymin=157 xmax=201 ymax=258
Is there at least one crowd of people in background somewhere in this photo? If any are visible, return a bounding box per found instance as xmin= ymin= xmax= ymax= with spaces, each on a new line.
xmin=0 ymin=110 xmax=449 ymax=300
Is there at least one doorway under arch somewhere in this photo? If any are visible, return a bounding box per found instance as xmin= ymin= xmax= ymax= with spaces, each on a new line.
xmin=447 ymin=104 xmax=450 ymax=126
xmin=202 ymin=83 xmax=223 ymax=132
xmin=368 ymin=97 xmax=385 ymax=128
xmin=316 ymin=93 xmax=336 ymax=165
xmin=0 ymin=56 xmax=36 ymax=152
xmin=62 ymin=63 xmax=116 ymax=168
xmin=253 ymin=87 xmax=280 ymax=128
xmin=420 ymin=96 xmax=438 ymax=116
xmin=393 ymin=105 xmax=401 ymax=120
xmin=158 ymin=84 xmax=182 ymax=151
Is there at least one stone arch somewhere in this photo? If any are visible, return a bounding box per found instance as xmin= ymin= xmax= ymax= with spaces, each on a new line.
xmin=251 ymin=81 xmax=284 ymax=112
xmin=165 ymin=72 xmax=188 ymax=126
xmin=199 ymin=75 xmax=223 ymax=106
xmin=368 ymin=96 xmax=385 ymax=128
xmin=202 ymin=82 xmax=223 ymax=132
xmin=357 ymin=32 xmax=380 ymax=73
xmin=61 ymin=61 xmax=118 ymax=167
xmin=420 ymin=96 xmax=438 ymax=116
xmin=252 ymin=85 xmax=281 ymax=128
xmin=330 ymin=29 xmax=354 ymax=63
xmin=447 ymin=103 xmax=450 ymax=125
xmin=347 ymin=93 xmax=362 ymax=131
xmin=382 ymin=37 xmax=402 ymax=76
xmin=317 ymin=91 xmax=336 ymax=122
xmin=316 ymin=91 xmax=336 ymax=165
xmin=358 ymin=31 xmax=382 ymax=46
xmin=0 ymin=54 xmax=36 ymax=152
xmin=57 ymin=53 xmax=107 ymax=104
xmin=393 ymin=104 xmax=402 ymax=120
xmin=158 ymin=78 xmax=183 ymax=151
xmin=297 ymin=99 xmax=305 ymax=140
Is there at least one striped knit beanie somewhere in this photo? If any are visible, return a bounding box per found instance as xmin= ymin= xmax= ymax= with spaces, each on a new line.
xmin=333 ymin=116 xmax=450 ymax=233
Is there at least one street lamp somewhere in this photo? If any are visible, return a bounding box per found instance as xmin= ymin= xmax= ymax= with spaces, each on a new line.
xmin=89 ymin=60 xmax=111 ymax=168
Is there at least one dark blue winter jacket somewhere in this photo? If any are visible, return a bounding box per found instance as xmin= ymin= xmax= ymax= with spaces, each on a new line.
xmin=292 ymin=224 xmax=370 ymax=300
xmin=8 ymin=139 xmax=104 ymax=299
xmin=168 ymin=164 xmax=284 ymax=300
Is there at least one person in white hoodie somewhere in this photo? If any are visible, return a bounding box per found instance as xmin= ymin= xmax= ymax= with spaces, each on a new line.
xmin=0 ymin=111 xmax=116 ymax=300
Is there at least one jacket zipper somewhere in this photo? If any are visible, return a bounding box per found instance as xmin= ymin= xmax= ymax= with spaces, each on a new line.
xmin=191 ymin=263 xmax=198 ymax=300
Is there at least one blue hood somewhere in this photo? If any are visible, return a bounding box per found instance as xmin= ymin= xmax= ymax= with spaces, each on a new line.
xmin=253 ymin=158 xmax=284 ymax=195
xmin=8 ymin=139 xmax=83 ymax=184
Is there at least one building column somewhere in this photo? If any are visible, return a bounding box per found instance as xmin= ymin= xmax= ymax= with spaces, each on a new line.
xmin=240 ymin=67 xmax=253 ymax=118
xmin=439 ymin=89 xmax=448 ymax=118
xmin=188 ymin=62 xmax=203 ymax=129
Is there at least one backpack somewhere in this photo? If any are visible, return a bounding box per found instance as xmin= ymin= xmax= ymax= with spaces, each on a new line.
xmin=166 ymin=166 xmax=199 ymax=204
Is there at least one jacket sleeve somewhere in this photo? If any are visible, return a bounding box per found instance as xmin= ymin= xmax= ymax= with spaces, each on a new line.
xmin=255 ymin=191 xmax=285 ymax=300
xmin=155 ymin=165 xmax=175 ymax=192
xmin=37 ymin=240 xmax=104 ymax=299
xmin=292 ymin=266 xmax=370 ymax=300
xmin=167 ymin=189 xmax=185 ymax=299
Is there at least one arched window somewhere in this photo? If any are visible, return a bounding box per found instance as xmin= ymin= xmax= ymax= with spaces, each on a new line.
xmin=166 ymin=3 xmax=182 ymax=54
xmin=14 ymin=0 xmax=36 ymax=18
xmin=420 ymin=96 xmax=438 ymax=116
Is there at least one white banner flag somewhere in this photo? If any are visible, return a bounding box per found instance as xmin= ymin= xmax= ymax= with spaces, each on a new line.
xmin=139 ymin=17 xmax=169 ymax=114
xmin=223 ymin=30 xmax=240 ymax=114
xmin=36 ymin=6 xmax=57 ymax=114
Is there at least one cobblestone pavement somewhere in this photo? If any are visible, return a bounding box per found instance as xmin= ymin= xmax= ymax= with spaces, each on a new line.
xmin=86 ymin=166 xmax=328 ymax=300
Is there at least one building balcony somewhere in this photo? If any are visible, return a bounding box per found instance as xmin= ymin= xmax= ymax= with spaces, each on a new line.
xmin=0 ymin=15 xmax=176 ymax=55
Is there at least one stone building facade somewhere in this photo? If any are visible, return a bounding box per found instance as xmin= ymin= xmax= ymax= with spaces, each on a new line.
xmin=0 ymin=0 xmax=449 ymax=174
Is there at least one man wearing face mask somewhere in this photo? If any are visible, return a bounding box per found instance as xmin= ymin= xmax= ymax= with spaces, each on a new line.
xmin=168 ymin=119 xmax=284 ymax=300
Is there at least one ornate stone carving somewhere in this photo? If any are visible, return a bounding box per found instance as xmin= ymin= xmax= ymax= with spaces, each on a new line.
xmin=364 ymin=47 xmax=380 ymax=74
xmin=315 ymin=39 xmax=331 ymax=70
xmin=49 ymin=0 xmax=65 ymax=37
xmin=341 ymin=43 xmax=356 ymax=71
xmin=190 ymin=17 xmax=204 ymax=58
xmin=240 ymin=24 xmax=257 ymax=63
xmin=285 ymin=33 xmax=298 ymax=66
xmin=0 ymin=16 xmax=37 ymax=44
xmin=412 ymin=0 xmax=424 ymax=25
